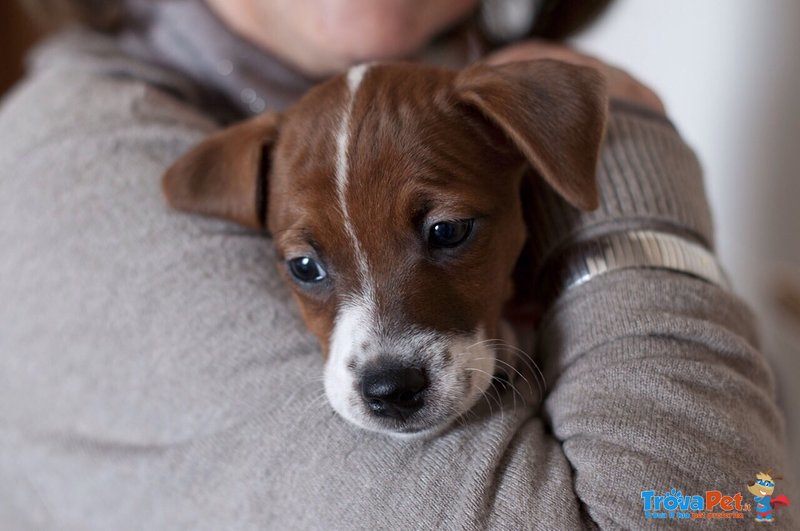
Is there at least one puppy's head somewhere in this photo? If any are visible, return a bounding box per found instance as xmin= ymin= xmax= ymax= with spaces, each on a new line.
xmin=163 ymin=60 xmax=606 ymax=437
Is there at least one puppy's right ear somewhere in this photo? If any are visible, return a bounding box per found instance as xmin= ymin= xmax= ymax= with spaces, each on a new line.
xmin=162 ymin=112 xmax=280 ymax=231
xmin=455 ymin=60 xmax=607 ymax=211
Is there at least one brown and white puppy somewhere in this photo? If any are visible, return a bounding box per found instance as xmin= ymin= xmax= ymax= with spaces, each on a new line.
xmin=162 ymin=60 xmax=606 ymax=437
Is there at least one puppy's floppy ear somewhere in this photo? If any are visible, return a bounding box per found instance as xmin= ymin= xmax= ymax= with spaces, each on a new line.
xmin=454 ymin=59 xmax=607 ymax=210
xmin=162 ymin=112 xmax=280 ymax=230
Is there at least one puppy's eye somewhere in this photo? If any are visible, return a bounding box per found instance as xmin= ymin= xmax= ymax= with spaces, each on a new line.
xmin=429 ymin=219 xmax=474 ymax=249
xmin=287 ymin=256 xmax=327 ymax=283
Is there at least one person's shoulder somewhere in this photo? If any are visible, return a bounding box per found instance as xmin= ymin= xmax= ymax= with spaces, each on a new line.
xmin=0 ymin=29 xmax=217 ymax=159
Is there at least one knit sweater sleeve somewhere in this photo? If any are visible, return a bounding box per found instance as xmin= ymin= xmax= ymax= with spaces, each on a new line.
xmin=531 ymin=108 xmax=797 ymax=528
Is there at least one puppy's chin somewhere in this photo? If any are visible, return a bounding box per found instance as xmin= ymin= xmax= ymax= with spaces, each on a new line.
xmin=323 ymin=397 xmax=462 ymax=440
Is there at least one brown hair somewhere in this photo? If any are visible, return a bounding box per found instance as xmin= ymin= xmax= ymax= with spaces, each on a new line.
xmin=532 ymin=0 xmax=614 ymax=39
xmin=20 ymin=0 xmax=126 ymax=31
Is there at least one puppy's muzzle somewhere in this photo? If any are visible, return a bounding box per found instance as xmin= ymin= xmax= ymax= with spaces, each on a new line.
xmin=361 ymin=363 xmax=428 ymax=421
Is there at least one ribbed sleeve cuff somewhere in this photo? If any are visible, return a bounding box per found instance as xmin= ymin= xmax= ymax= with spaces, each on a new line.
xmin=525 ymin=105 xmax=714 ymax=276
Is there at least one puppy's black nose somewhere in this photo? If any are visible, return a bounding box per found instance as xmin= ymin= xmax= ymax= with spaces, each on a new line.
xmin=361 ymin=366 xmax=427 ymax=420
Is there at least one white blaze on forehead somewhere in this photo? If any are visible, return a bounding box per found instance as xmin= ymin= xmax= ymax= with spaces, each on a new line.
xmin=347 ymin=63 xmax=369 ymax=92
xmin=335 ymin=63 xmax=374 ymax=301
xmin=326 ymin=64 xmax=380 ymax=431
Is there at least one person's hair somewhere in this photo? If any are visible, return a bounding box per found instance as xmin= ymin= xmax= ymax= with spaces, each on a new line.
xmin=20 ymin=0 xmax=126 ymax=31
xmin=532 ymin=0 xmax=613 ymax=39
xmin=20 ymin=0 xmax=612 ymax=37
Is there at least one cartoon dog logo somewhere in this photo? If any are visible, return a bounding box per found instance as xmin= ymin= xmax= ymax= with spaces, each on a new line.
xmin=747 ymin=471 xmax=790 ymax=522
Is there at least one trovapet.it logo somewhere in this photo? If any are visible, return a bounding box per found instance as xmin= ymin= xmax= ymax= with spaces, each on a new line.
xmin=642 ymin=470 xmax=792 ymax=522
xmin=641 ymin=489 xmax=748 ymax=521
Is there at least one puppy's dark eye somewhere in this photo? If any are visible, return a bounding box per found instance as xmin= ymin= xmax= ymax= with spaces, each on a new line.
xmin=429 ymin=219 xmax=474 ymax=249
xmin=287 ymin=256 xmax=327 ymax=283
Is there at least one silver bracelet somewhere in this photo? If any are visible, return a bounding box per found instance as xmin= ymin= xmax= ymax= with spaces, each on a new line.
xmin=540 ymin=230 xmax=731 ymax=301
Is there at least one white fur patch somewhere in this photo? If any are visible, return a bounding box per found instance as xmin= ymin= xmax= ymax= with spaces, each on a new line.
xmin=325 ymin=300 xmax=374 ymax=428
xmin=325 ymin=306 xmax=499 ymax=436
xmin=347 ymin=63 xmax=369 ymax=92
xmin=448 ymin=325 xmax=496 ymax=414
xmin=334 ymin=64 xmax=374 ymax=302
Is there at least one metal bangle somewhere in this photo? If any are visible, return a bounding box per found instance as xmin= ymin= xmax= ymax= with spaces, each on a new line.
xmin=540 ymin=230 xmax=731 ymax=302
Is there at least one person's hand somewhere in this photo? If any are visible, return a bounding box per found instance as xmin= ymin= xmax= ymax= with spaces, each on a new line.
xmin=486 ymin=40 xmax=665 ymax=114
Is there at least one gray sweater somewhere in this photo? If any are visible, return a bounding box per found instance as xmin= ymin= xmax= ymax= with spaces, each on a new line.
xmin=0 ymin=16 xmax=796 ymax=531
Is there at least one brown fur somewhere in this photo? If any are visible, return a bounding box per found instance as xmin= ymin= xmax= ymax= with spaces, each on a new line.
xmin=161 ymin=60 xmax=607 ymax=356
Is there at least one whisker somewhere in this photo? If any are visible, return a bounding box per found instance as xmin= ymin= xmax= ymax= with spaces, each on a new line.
xmin=486 ymin=342 xmax=546 ymax=403
xmin=463 ymin=338 xmax=507 ymax=352
xmin=468 ymin=377 xmax=497 ymax=420
xmin=479 ymin=386 xmax=495 ymax=418
xmin=464 ymin=339 xmax=506 ymax=350
xmin=462 ymin=336 xmax=547 ymax=401
xmin=487 ymin=347 xmax=542 ymax=400
xmin=465 ymin=367 xmax=510 ymax=422
xmin=474 ymin=356 xmax=534 ymax=399
xmin=484 ymin=381 xmax=506 ymax=423
xmin=488 ymin=370 xmax=526 ymax=411
xmin=503 ymin=342 xmax=547 ymax=393
xmin=444 ymin=403 xmax=469 ymax=431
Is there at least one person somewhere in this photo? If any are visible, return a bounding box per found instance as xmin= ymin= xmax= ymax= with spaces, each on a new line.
xmin=0 ymin=0 xmax=794 ymax=528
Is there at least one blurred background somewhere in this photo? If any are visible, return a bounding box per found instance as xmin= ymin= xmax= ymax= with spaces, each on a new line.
xmin=571 ymin=0 xmax=800 ymax=484
xmin=2 ymin=0 xmax=798 ymax=480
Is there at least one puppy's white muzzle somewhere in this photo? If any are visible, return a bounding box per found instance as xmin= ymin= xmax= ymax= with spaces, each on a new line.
xmin=324 ymin=301 xmax=497 ymax=436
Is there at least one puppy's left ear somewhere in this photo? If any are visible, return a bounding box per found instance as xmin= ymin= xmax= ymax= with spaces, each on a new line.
xmin=454 ymin=59 xmax=607 ymax=210
xmin=162 ymin=112 xmax=281 ymax=230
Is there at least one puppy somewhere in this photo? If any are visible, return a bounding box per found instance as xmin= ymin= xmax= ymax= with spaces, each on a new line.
xmin=162 ymin=60 xmax=607 ymax=437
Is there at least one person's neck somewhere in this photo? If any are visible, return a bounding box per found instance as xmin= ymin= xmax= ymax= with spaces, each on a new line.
xmin=203 ymin=1 xmax=348 ymax=78
xmin=119 ymin=0 xmax=483 ymax=118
